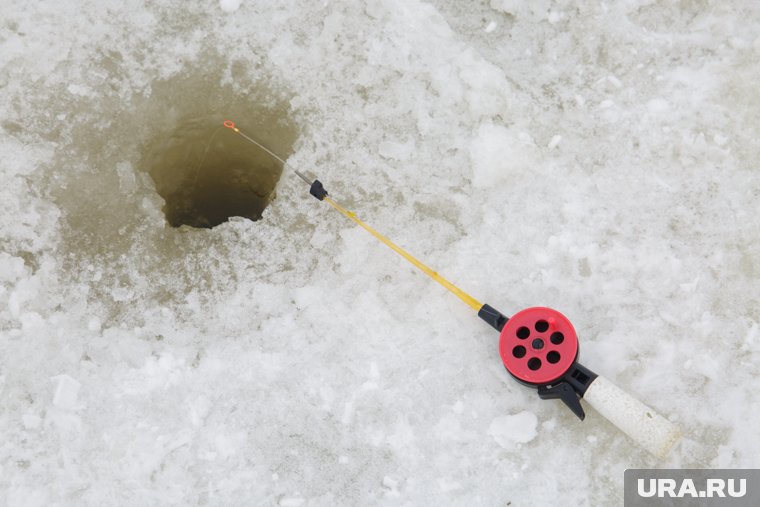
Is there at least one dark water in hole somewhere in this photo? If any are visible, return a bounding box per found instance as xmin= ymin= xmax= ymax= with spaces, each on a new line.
xmin=146 ymin=114 xmax=294 ymax=228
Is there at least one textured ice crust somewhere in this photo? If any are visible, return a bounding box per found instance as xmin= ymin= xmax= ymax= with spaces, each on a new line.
xmin=1 ymin=0 xmax=759 ymax=505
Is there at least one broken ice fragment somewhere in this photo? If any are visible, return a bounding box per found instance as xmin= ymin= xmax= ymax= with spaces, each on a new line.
xmin=219 ymin=0 xmax=242 ymax=13
xmin=487 ymin=411 xmax=538 ymax=448
xmin=51 ymin=374 xmax=81 ymax=410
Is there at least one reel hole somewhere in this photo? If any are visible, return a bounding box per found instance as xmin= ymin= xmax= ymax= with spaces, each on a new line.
xmin=516 ymin=326 xmax=530 ymax=339
xmin=527 ymin=358 xmax=542 ymax=370
xmin=512 ymin=346 xmax=526 ymax=358
xmin=535 ymin=320 xmax=549 ymax=332
xmin=546 ymin=351 xmax=561 ymax=364
xmin=550 ymin=332 xmax=564 ymax=345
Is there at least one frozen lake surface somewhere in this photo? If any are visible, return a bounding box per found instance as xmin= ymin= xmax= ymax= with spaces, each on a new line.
xmin=1 ymin=0 xmax=759 ymax=505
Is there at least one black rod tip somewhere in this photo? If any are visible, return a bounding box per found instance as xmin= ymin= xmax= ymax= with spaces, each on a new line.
xmin=309 ymin=180 xmax=328 ymax=200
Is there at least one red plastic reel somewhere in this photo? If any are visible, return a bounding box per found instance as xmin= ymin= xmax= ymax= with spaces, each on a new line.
xmin=499 ymin=307 xmax=579 ymax=385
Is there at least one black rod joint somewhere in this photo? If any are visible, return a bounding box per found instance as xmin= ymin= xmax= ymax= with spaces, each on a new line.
xmin=478 ymin=303 xmax=509 ymax=332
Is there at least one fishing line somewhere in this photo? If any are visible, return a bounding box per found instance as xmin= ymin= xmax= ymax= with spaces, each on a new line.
xmin=192 ymin=124 xmax=226 ymax=188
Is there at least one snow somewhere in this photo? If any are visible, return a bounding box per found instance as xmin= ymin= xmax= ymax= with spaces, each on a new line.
xmin=1 ymin=0 xmax=759 ymax=505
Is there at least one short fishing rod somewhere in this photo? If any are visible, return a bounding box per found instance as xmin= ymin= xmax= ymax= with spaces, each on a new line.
xmin=223 ymin=120 xmax=682 ymax=458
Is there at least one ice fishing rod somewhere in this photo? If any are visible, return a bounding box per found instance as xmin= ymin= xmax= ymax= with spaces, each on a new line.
xmin=223 ymin=120 xmax=682 ymax=458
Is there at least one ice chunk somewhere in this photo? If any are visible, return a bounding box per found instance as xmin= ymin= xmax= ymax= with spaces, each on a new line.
xmin=607 ymin=75 xmax=622 ymax=88
xmin=438 ymin=477 xmax=463 ymax=492
xmin=647 ymin=97 xmax=669 ymax=113
xmin=378 ymin=138 xmax=415 ymax=161
xmin=489 ymin=0 xmax=520 ymax=16
xmin=110 ymin=286 xmax=134 ymax=302
xmin=0 ymin=254 xmax=26 ymax=283
xmin=87 ymin=317 xmax=102 ymax=332
xmin=547 ymin=10 xmax=562 ymax=24
xmin=219 ymin=0 xmax=241 ymax=12
xmin=20 ymin=311 xmax=44 ymax=330
xmin=382 ymin=475 xmax=399 ymax=493
xmin=487 ymin=411 xmax=538 ymax=448
xmin=115 ymin=161 xmax=137 ymax=194
xmin=469 ymin=123 xmax=534 ymax=188
xmin=713 ymin=133 xmax=729 ymax=146
xmin=51 ymin=374 xmax=81 ymax=410
xmin=22 ymin=414 xmax=42 ymax=429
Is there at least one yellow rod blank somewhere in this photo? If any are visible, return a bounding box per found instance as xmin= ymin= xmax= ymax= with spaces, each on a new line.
xmin=322 ymin=196 xmax=483 ymax=312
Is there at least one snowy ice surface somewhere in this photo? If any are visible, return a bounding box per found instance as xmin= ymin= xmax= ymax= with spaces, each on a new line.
xmin=1 ymin=0 xmax=759 ymax=505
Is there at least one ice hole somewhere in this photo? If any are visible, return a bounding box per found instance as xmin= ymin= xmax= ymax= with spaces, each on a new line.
xmin=145 ymin=115 xmax=294 ymax=229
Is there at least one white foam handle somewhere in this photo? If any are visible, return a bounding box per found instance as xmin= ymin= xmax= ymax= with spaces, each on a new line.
xmin=582 ymin=375 xmax=681 ymax=458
